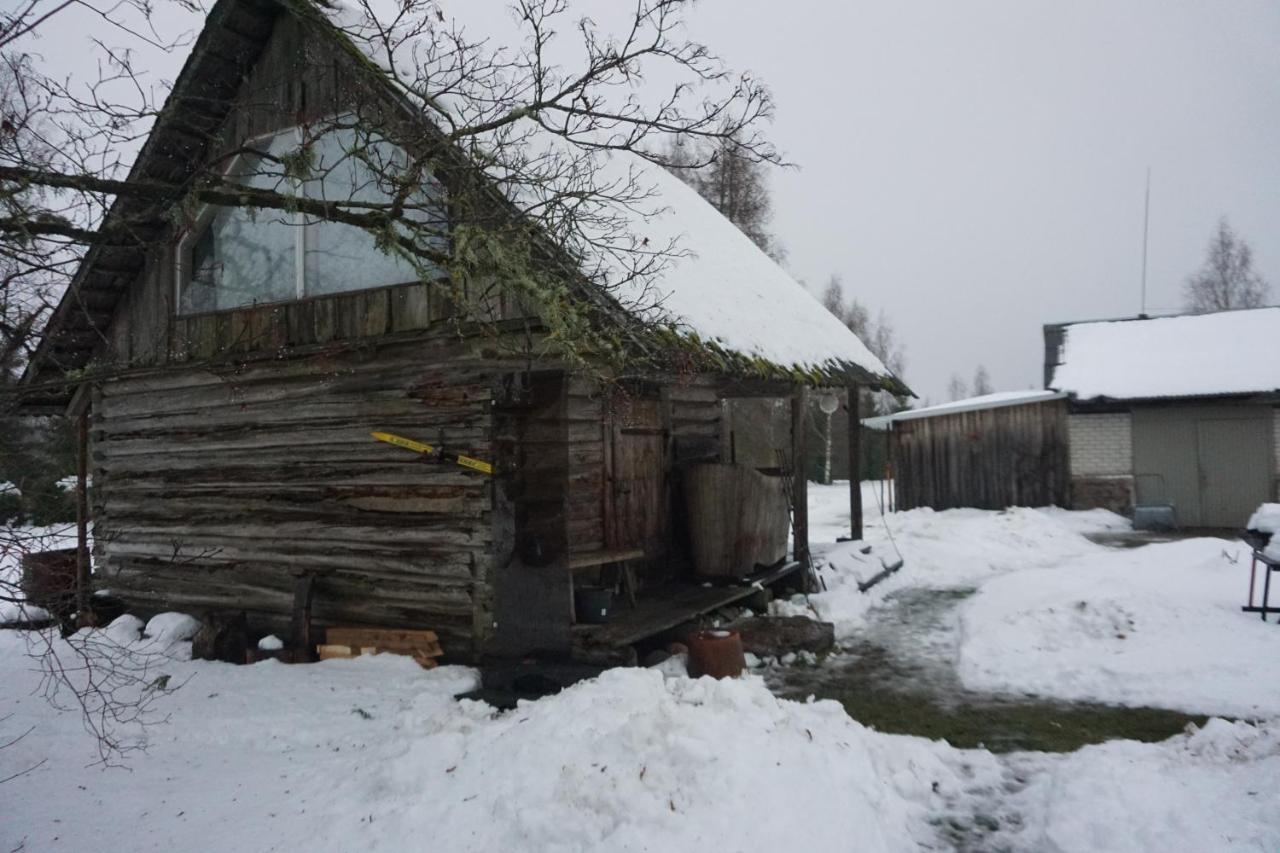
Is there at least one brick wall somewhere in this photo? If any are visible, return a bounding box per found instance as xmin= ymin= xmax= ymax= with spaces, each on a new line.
xmin=1068 ymin=413 xmax=1132 ymax=476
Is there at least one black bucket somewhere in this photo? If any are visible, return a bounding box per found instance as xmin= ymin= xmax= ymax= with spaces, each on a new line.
xmin=574 ymin=587 xmax=613 ymax=624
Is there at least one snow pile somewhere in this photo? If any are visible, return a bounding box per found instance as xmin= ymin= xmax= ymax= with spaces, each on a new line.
xmin=1248 ymin=503 xmax=1280 ymax=533
xmin=6 ymin=610 xmax=1280 ymax=851
xmin=361 ymin=669 xmax=969 ymax=851
xmin=0 ymin=599 xmax=49 ymax=625
xmin=143 ymin=612 xmax=201 ymax=648
xmin=1000 ymin=718 xmax=1280 ymax=852
xmin=1050 ymin=308 xmax=1280 ymax=400
xmin=55 ymin=475 xmax=89 ymax=492
xmin=102 ymin=613 xmax=144 ymax=644
xmin=957 ymin=537 xmax=1279 ymax=716
xmin=0 ymin=624 xmax=993 ymax=853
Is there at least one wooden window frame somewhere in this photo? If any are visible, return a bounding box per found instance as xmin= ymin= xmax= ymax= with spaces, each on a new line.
xmin=173 ymin=118 xmax=446 ymax=317
xmin=174 ymin=125 xmax=307 ymax=314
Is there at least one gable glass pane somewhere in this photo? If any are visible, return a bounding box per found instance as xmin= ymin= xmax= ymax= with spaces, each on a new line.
xmin=181 ymin=134 xmax=298 ymax=314
xmin=302 ymin=127 xmax=447 ymax=297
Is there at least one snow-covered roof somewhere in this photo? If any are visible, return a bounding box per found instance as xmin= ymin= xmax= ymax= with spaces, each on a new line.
xmin=319 ymin=1 xmax=895 ymax=387
xmin=863 ymin=390 xmax=1065 ymax=430
xmin=1049 ymin=308 xmax=1280 ymax=401
xmin=598 ymin=156 xmax=890 ymax=381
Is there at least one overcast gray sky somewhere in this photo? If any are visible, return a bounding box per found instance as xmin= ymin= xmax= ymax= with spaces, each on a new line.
xmin=680 ymin=0 xmax=1280 ymax=401
xmin=686 ymin=0 xmax=1280 ymax=399
xmin=32 ymin=0 xmax=1280 ymax=402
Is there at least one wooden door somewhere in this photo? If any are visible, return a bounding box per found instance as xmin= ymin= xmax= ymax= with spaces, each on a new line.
xmin=605 ymin=398 xmax=667 ymax=556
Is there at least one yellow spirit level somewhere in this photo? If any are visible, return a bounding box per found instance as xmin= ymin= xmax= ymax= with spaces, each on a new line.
xmin=371 ymin=431 xmax=493 ymax=475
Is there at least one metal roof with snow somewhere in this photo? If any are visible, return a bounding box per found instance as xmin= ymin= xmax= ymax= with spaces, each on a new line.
xmin=863 ymin=390 xmax=1066 ymax=430
xmin=1047 ymin=307 xmax=1280 ymax=402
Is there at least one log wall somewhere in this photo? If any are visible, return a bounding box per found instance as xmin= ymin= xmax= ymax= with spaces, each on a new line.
xmin=91 ymin=334 xmax=498 ymax=656
xmin=891 ymin=399 xmax=1069 ymax=511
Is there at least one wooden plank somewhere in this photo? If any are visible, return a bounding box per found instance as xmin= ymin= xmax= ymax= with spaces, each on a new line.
xmin=324 ymin=627 xmax=443 ymax=657
xmin=317 ymin=643 xmax=357 ymax=660
xmin=567 ymin=548 xmax=645 ymax=571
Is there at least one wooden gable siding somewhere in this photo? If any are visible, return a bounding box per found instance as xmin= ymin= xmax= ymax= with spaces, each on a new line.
xmin=890 ymin=399 xmax=1069 ymax=511
xmin=99 ymin=10 xmax=529 ymax=376
xmin=90 ymin=334 xmax=497 ymax=656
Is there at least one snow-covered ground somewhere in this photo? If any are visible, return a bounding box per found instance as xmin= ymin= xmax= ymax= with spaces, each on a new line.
xmin=783 ymin=482 xmax=1128 ymax=639
xmin=957 ymin=537 xmax=1277 ymax=717
xmin=4 ymin=490 xmax=1280 ymax=851
xmin=994 ymin=718 xmax=1280 ymax=852
xmin=5 ymin=623 xmax=1278 ymax=853
xmin=0 ymin=624 xmax=1001 ymax=852
xmin=793 ymin=483 xmax=1271 ymax=718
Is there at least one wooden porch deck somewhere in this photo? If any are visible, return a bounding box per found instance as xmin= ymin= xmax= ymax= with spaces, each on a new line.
xmin=572 ymin=561 xmax=802 ymax=648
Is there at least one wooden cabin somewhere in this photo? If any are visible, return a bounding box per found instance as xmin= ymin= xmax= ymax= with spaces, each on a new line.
xmin=19 ymin=0 xmax=904 ymax=661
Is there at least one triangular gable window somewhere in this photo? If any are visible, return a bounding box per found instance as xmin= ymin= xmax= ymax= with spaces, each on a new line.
xmin=178 ymin=123 xmax=446 ymax=315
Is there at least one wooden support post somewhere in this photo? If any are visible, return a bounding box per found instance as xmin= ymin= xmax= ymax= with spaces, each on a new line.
xmin=75 ymin=402 xmax=90 ymax=618
xmin=790 ymin=386 xmax=810 ymax=591
xmin=848 ymin=384 xmax=863 ymax=541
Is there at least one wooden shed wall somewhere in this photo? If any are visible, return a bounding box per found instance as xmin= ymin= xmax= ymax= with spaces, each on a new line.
xmin=90 ymin=334 xmax=497 ymax=656
xmin=891 ymin=399 xmax=1069 ymax=511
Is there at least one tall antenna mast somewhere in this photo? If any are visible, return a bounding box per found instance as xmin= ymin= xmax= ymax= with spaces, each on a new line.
xmin=1140 ymin=167 xmax=1151 ymax=316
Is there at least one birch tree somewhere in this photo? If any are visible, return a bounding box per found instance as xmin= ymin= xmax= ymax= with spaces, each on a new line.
xmin=1183 ymin=217 xmax=1270 ymax=313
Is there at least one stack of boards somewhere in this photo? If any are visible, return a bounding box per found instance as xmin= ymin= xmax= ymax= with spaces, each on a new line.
xmin=317 ymin=627 xmax=443 ymax=669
